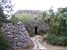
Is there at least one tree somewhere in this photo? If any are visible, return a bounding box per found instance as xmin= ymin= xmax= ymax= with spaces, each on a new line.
xmin=0 ymin=0 xmax=12 ymax=27
xmin=0 ymin=0 xmax=15 ymax=27
xmin=0 ymin=6 xmax=7 ymax=27
xmin=0 ymin=0 xmax=12 ymax=50
xmin=42 ymin=7 xmax=67 ymax=46
xmin=1 ymin=0 xmax=14 ymax=19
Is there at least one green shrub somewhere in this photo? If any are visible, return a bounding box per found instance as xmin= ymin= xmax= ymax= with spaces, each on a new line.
xmin=0 ymin=31 xmax=10 ymax=50
xmin=48 ymin=34 xmax=67 ymax=46
xmin=42 ymin=7 xmax=67 ymax=46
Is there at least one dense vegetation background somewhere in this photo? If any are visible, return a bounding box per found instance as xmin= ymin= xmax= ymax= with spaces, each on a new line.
xmin=42 ymin=8 xmax=67 ymax=46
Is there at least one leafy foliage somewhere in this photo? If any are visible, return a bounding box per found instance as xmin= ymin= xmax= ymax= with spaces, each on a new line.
xmin=2 ymin=0 xmax=14 ymax=15
xmin=10 ymin=15 xmax=19 ymax=24
xmin=42 ymin=7 xmax=67 ymax=46
xmin=48 ymin=34 xmax=67 ymax=46
xmin=0 ymin=0 xmax=11 ymax=49
xmin=0 ymin=6 xmax=7 ymax=27
xmin=0 ymin=31 xmax=10 ymax=50
xmin=15 ymin=13 xmax=33 ymax=22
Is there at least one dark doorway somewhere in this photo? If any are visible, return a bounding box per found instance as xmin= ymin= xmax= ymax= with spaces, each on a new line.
xmin=35 ymin=27 xmax=38 ymax=34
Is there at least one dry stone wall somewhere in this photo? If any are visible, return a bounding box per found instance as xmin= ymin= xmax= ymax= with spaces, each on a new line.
xmin=1 ymin=23 xmax=33 ymax=49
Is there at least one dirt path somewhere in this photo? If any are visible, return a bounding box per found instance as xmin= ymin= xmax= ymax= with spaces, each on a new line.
xmin=31 ymin=35 xmax=47 ymax=50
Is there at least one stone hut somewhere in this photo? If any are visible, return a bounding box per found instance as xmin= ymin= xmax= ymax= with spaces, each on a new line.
xmin=1 ymin=23 xmax=34 ymax=49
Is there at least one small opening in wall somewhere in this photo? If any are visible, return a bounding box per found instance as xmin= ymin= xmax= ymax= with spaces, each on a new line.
xmin=35 ymin=27 xmax=38 ymax=35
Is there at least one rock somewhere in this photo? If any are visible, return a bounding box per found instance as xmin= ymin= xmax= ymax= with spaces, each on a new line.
xmin=1 ymin=23 xmax=34 ymax=49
